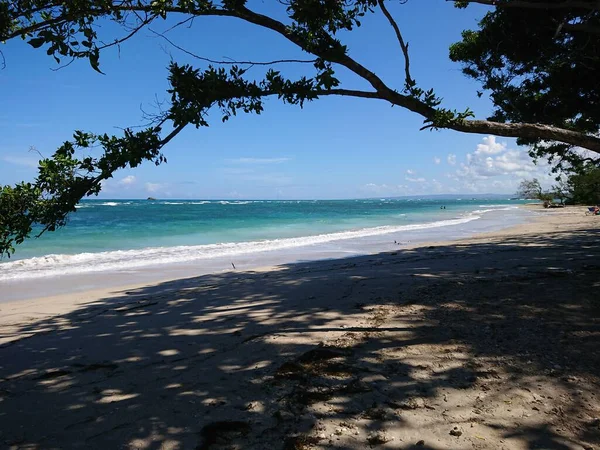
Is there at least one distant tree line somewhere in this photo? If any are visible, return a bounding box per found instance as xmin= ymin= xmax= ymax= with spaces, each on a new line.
xmin=517 ymin=166 xmax=600 ymax=206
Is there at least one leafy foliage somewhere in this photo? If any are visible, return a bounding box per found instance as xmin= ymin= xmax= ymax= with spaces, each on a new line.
xmin=518 ymin=165 xmax=600 ymax=206
xmin=564 ymin=165 xmax=600 ymax=205
xmin=450 ymin=1 xmax=600 ymax=169
xmin=0 ymin=128 xmax=166 ymax=255
xmin=516 ymin=178 xmax=544 ymax=200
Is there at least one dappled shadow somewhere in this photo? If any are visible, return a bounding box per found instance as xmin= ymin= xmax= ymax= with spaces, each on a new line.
xmin=0 ymin=228 xmax=599 ymax=449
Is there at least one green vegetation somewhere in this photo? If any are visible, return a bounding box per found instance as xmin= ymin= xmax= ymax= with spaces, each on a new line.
xmin=450 ymin=0 xmax=600 ymax=171
xmin=518 ymin=166 xmax=600 ymax=206
xmin=1 ymin=0 xmax=599 ymax=255
xmin=564 ymin=166 xmax=600 ymax=205
xmin=516 ymin=179 xmax=546 ymax=201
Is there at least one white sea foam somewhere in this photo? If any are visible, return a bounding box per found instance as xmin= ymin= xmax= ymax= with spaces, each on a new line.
xmin=0 ymin=215 xmax=481 ymax=281
xmin=472 ymin=206 xmax=517 ymax=214
xmin=214 ymin=201 xmax=255 ymax=205
xmin=100 ymin=202 xmax=119 ymax=206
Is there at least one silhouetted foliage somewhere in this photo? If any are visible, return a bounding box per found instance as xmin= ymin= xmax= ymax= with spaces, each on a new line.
xmin=450 ymin=0 xmax=600 ymax=170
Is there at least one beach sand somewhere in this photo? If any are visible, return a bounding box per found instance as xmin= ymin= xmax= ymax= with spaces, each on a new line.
xmin=0 ymin=206 xmax=599 ymax=449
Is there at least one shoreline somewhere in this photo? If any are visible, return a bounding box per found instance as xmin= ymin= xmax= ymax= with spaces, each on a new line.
xmin=1 ymin=205 xmax=529 ymax=303
xmin=0 ymin=205 xmax=598 ymax=449
xmin=6 ymin=199 xmax=520 ymax=266
xmin=0 ymin=204 xmax=585 ymax=339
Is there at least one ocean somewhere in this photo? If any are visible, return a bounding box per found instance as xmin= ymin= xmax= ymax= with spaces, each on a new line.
xmin=0 ymin=198 xmax=529 ymax=290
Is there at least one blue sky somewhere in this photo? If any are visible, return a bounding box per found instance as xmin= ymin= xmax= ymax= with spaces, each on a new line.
xmin=0 ymin=0 xmax=555 ymax=199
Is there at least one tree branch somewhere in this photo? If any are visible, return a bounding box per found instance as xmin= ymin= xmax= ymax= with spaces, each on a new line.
xmin=217 ymin=6 xmax=438 ymax=119
xmin=451 ymin=0 xmax=600 ymax=10
xmin=149 ymin=27 xmax=317 ymax=66
xmin=97 ymin=14 xmax=156 ymax=51
xmin=449 ymin=120 xmax=600 ymax=153
xmin=378 ymin=0 xmax=413 ymax=85
xmin=8 ymin=1 xmax=600 ymax=155
xmin=102 ymin=4 xmax=403 ymax=103
xmin=314 ymin=88 xmax=382 ymax=99
xmin=562 ymin=21 xmax=600 ymax=35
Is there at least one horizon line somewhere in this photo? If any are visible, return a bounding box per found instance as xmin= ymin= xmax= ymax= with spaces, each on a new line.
xmin=86 ymin=194 xmax=521 ymax=202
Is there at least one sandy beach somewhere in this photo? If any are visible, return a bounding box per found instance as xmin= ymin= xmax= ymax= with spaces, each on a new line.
xmin=0 ymin=205 xmax=599 ymax=449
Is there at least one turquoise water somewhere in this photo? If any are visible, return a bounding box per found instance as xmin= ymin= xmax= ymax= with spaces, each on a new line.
xmin=0 ymin=198 xmax=524 ymax=281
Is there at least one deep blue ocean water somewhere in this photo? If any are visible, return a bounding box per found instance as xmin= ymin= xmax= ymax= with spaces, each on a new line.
xmin=0 ymin=198 xmax=524 ymax=281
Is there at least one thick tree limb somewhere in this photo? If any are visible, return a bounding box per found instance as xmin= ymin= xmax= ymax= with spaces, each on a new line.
xmin=561 ymin=21 xmax=600 ymax=34
xmin=211 ymin=6 xmax=600 ymax=153
xmin=451 ymin=0 xmax=600 ymax=10
xmin=448 ymin=120 xmax=600 ymax=153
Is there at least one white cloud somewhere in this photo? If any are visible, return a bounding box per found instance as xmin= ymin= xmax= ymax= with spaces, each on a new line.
xmin=433 ymin=157 xmax=441 ymax=165
xmin=475 ymin=136 xmax=506 ymax=155
xmin=145 ymin=182 xmax=164 ymax=193
xmin=449 ymin=135 xmax=554 ymax=193
xmin=431 ymin=178 xmax=443 ymax=192
xmin=226 ymin=157 xmax=290 ymax=165
xmin=406 ymin=169 xmax=415 ymax=175
xmin=117 ymin=175 xmax=136 ymax=187
xmin=447 ymin=154 xmax=457 ymax=165
xmin=1 ymin=154 xmax=39 ymax=168
xmin=405 ymin=176 xmax=426 ymax=183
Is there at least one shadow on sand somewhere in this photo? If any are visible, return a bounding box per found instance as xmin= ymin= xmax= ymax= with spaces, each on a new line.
xmin=1 ymin=228 xmax=599 ymax=449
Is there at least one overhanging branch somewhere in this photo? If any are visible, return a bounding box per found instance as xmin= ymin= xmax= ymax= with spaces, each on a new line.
xmin=450 ymin=0 xmax=600 ymax=10
xmin=378 ymin=0 xmax=413 ymax=85
xmin=449 ymin=120 xmax=600 ymax=153
xmin=97 ymin=13 xmax=156 ymax=52
xmin=149 ymin=27 xmax=317 ymax=66
xmin=7 ymin=1 xmax=600 ymax=155
xmin=562 ymin=21 xmax=600 ymax=35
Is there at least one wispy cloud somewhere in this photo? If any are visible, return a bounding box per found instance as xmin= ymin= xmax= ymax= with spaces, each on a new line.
xmin=221 ymin=167 xmax=255 ymax=175
xmin=219 ymin=157 xmax=293 ymax=186
xmin=433 ymin=157 xmax=441 ymax=165
xmin=221 ymin=169 xmax=293 ymax=186
xmin=145 ymin=182 xmax=165 ymax=193
xmin=362 ymin=183 xmax=409 ymax=196
xmin=1 ymin=154 xmax=40 ymax=169
xmin=447 ymin=153 xmax=457 ymax=165
xmin=237 ymin=173 xmax=293 ymax=185
xmin=225 ymin=157 xmax=291 ymax=165
xmin=117 ymin=175 xmax=136 ymax=187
